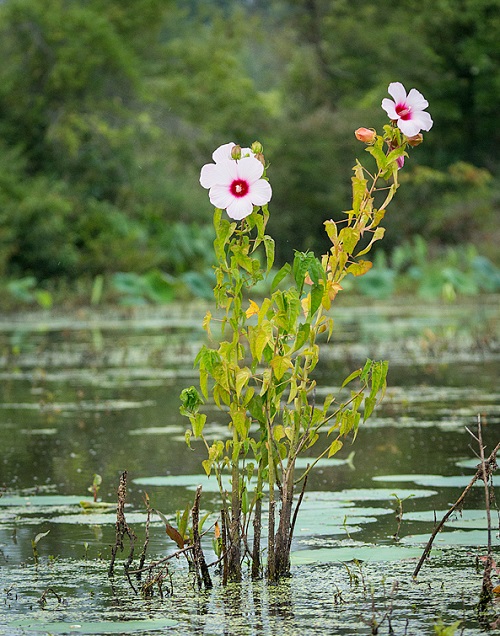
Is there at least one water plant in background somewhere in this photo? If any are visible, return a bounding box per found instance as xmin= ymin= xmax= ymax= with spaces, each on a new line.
xmin=179 ymin=83 xmax=434 ymax=584
xmin=6 ymin=276 xmax=53 ymax=309
xmin=352 ymin=236 xmax=500 ymax=300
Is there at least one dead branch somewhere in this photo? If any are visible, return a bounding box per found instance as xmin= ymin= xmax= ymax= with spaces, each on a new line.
xmin=108 ymin=471 xmax=137 ymax=578
xmin=192 ymin=485 xmax=212 ymax=589
xmin=413 ymin=436 xmax=500 ymax=579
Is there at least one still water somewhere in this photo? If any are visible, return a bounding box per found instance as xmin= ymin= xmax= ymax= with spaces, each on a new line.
xmin=0 ymin=298 xmax=498 ymax=635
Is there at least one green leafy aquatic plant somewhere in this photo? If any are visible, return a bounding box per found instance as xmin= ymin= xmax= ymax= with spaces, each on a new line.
xmin=180 ymin=84 xmax=432 ymax=583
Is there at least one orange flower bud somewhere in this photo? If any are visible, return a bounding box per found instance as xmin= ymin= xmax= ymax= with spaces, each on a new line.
xmin=355 ymin=127 xmax=377 ymax=143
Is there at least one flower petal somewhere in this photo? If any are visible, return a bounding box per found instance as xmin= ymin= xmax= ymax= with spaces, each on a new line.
xmin=208 ymin=184 xmax=234 ymax=210
xmin=201 ymin=160 xmax=238 ymax=188
xmin=237 ymin=155 xmax=264 ymax=183
xmin=406 ymin=88 xmax=429 ymax=111
xmin=387 ymin=82 xmax=407 ymax=104
xmin=212 ymin=142 xmax=236 ymax=163
xmin=381 ymin=98 xmax=398 ymax=120
xmin=226 ymin=196 xmax=254 ymax=220
xmin=249 ymin=179 xmax=272 ymax=206
xmin=398 ymin=111 xmax=433 ymax=136
xmin=397 ymin=118 xmax=422 ymax=137
xmin=200 ymin=163 xmax=220 ymax=188
xmin=410 ymin=110 xmax=433 ymax=132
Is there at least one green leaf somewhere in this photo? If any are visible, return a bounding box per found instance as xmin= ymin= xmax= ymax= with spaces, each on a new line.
xmin=328 ymin=439 xmax=343 ymax=457
xmin=324 ymin=219 xmax=338 ymax=242
xmin=363 ymin=396 xmax=377 ymax=421
xmin=341 ymin=368 xmax=362 ymax=388
xmin=235 ymin=367 xmax=251 ymax=399
xmin=179 ymin=386 xmax=204 ymax=416
xmin=191 ymin=412 xmax=206 ymax=438
xmin=366 ymin=137 xmax=387 ymax=171
xmin=248 ymin=322 xmax=273 ymax=362
xmin=270 ymin=355 xmax=292 ymax=381
xmin=355 ymin=227 xmax=386 ymax=257
xmin=292 ymin=322 xmax=310 ymax=352
xmin=248 ymin=394 xmax=266 ymax=424
xmin=310 ymin=283 xmax=323 ymax=316
xmin=271 ymin=263 xmax=291 ymax=290
xmin=351 ymin=174 xmax=368 ymax=215
xmin=264 ymin=236 xmax=275 ymax=272
xmin=231 ymin=409 xmax=249 ymax=438
xmin=339 ymin=227 xmax=360 ymax=254
xmin=360 ymin=359 xmax=373 ymax=382
xmin=346 ymin=260 xmax=373 ymax=277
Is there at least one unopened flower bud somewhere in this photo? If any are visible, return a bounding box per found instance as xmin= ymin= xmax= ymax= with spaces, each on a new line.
xmin=355 ymin=127 xmax=377 ymax=143
xmin=254 ymin=152 xmax=265 ymax=166
xmin=251 ymin=141 xmax=263 ymax=154
xmin=231 ymin=145 xmax=242 ymax=160
xmin=407 ymin=133 xmax=423 ymax=147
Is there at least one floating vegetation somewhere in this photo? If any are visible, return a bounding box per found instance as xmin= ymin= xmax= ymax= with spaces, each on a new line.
xmin=0 ymin=302 xmax=498 ymax=633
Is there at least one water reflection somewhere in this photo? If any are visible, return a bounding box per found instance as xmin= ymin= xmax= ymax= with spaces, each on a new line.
xmin=0 ymin=301 xmax=498 ymax=633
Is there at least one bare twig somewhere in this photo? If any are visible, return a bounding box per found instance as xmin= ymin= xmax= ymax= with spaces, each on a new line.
xmin=136 ymin=493 xmax=152 ymax=581
xmin=127 ymin=544 xmax=195 ymax=575
xmin=413 ymin=435 xmax=500 ymax=579
xmin=477 ymin=415 xmax=494 ymax=607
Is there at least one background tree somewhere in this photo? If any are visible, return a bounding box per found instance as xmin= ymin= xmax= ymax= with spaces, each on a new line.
xmin=0 ymin=0 xmax=497 ymax=286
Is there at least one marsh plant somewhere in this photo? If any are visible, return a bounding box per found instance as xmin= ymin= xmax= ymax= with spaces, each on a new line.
xmin=180 ymin=83 xmax=433 ymax=583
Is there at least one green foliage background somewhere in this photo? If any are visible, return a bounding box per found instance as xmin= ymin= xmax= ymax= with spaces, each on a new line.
xmin=0 ymin=0 xmax=498 ymax=291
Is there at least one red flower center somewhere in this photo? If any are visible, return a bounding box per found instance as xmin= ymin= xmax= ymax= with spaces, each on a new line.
xmin=396 ymin=102 xmax=412 ymax=120
xmin=230 ymin=179 xmax=249 ymax=198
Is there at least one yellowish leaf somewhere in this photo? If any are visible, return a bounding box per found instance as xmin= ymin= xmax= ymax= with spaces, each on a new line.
xmin=245 ymin=299 xmax=260 ymax=319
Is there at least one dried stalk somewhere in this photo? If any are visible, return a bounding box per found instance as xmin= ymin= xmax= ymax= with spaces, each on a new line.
xmin=108 ymin=471 xmax=137 ymax=578
xmin=413 ymin=431 xmax=499 ymax=579
xmin=191 ymin=485 xmax=212 ymax=589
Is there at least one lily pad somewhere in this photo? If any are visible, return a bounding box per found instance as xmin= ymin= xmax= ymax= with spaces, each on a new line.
xmin=133 ymin=474 xmax=225 ymax=490
xmin=372 ymin=474 xmax=478 ymax=488
xmin=50 ymin=512 xmax=158 ymax=525
xmin=401 ymin=530 xmax=500 ymax=547
xmin=294 ymin=457 xmax=348 ymax=469
xmin=300 ymin=488 xmax=437 ymax=502
xmin=404 ymin=509 xmax=488 ymax=527
xmin=291 ymin=544 xmax=429 ymax=565
xmin=0 ymin=495 xmax=89 ymax=507
xmin=455 ymin=458 xmax=481 ymax=470
xmin=7 ymin=618 xmax=177 ymax=633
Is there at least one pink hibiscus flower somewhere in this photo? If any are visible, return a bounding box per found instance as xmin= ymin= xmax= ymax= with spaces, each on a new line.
xmin=382 ymin=82 xmax=433 ymax=137
xmin=200 ymin=143 xmax=272 ymax=220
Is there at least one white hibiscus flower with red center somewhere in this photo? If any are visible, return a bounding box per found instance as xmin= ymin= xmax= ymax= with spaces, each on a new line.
xmin=200 ymin=142 xmax=272 ymax=220
xmin=382 ymin=82 xmax=433 ymax=137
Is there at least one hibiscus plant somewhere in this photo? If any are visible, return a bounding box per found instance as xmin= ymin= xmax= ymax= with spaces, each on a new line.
xmin=180 ymin=83 xmax=433 ymax=583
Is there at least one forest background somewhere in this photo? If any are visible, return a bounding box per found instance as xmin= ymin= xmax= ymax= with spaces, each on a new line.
xmin=0 ymin=0 xmax=498 ymax=307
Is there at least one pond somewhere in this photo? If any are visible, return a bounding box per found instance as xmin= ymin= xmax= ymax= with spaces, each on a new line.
xmin=0 ymin=297 xmax=499 ymax=635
